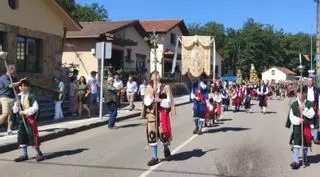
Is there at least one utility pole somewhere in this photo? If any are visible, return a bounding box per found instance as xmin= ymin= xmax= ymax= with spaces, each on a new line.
xmin=315 ymin=0 xmax=320 ymax=86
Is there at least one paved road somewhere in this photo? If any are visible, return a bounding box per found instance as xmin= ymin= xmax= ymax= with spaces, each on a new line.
xmin=0 ymin=98 xmax=320 ymax=177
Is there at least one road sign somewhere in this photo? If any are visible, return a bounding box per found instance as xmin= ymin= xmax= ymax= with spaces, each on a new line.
xmin=96 ymin=42 xmax=112 ymax=59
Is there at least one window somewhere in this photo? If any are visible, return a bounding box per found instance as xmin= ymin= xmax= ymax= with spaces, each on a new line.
xmin=136 ymin=54 xmax=146 ymax=71
xmin=271 ymin=70 xmax=275 ymax=75
xmin=0 ymin=32 xmax=4 ymax=50
xmin=126 ymin=48 xmax=132 ymax=61
xmin=170 ymin=33 xmax=176 ymax=45
xmin=16 ymin=36 xmax=41 ymax=73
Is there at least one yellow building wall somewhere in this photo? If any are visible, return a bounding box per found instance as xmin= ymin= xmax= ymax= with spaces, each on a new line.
xmin=63 ymin=39 xmax=98 ymax=79
xmin=0 ymin=0 xmax=64 ymax=36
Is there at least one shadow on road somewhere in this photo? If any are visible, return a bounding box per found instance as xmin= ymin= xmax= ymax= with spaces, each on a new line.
xmin=218 ymin=119 xmax=232 ymax=122
xmin=116 ymin=123 xmax=145 ymax=129
xmin=172 ymin=148 xmax=218 ymax=161
xmin=44 ymin=148 xmax=89 ymax=160
xmin=205 ymin=127 xmax=250 ymax=134
xmin=264 ymin=111 xmax=277 ymax=114
xmin=307 ymin=153 xmax=320 ymax=164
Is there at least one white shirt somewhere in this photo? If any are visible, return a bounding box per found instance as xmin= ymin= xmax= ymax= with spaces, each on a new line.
xmin=307 ymin=87 xmax=315 ymax=102
xmin=113 ymin=79 xmax=124 ymax=90
xmin=139 ymin=84 xmax=147 ymax=96
xmin=126 ymin=81 xmax=138 ymax=93
xmin=13 ymin=92 xmax=39 ymax=116
xmin=87 ymin=76 xmax=98 ymax=94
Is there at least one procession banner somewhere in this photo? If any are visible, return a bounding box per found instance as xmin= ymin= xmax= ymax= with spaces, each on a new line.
xmin=181 ymin=36 xmax=212 ymax=77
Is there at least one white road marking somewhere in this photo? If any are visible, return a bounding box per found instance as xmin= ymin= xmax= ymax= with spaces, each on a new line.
xmin=138 ymin=133 xmax=199 ymax=177
xmin=138 ymin=114 xmax=227 ymax=177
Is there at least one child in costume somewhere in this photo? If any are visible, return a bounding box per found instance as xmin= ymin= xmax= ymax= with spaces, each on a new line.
xmin=221 ymin=86 xmax=229 ymax=111
xmin=232 ymin=85 xmax=241 ymax=112
xmin=286 ymin=87 xmax=315 ymax=169
xmin=13 ymin=80 xmax=44 ymax=162
xmin=193 ymin=89 xmax=206 ymax=135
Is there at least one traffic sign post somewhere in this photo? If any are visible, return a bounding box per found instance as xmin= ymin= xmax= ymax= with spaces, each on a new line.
xmin=95 ymin=42 xmax=112 ymax=119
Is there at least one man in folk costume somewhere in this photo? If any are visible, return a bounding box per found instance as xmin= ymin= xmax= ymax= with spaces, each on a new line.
xmin=142 ymin=71 xmax=176 ymax=166
xmin=221 ymin=86 xmax=230 ymax=111
xmin=287 ymin=87 xmax=315 ymax=169
xmin=193 ymin=88 xmax=206 ymax=134
xmin=304 ymin=77 xmax=320 ymax=144
xmin=232 ymin=84 xmax=241 ymax=112
xmin=13 ymin=80 xmax=44 ymax=162
xmin=257 ymin=80 xmax=269 ymax=114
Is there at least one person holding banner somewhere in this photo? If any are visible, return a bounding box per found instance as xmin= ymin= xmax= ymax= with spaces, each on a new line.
xmin=142 ymin=71 xmax=176 ymax=166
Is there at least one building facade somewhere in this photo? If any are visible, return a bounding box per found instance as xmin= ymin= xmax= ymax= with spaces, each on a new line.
xmin=0 ymin=0 xmax=81 ymax=91
xmin=63 ymin=20 xmax=150 ymax=80
xmin=262 ymin=67 xmax=296 ymax=83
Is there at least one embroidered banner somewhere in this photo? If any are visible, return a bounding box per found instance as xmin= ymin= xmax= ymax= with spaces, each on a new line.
xmin=181 ymin=36 xmax=212 ymax=77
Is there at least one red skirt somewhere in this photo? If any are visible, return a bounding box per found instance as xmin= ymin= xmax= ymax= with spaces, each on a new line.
xmin=232 ymin=97 xmax=241 ymax=106
xmin=159 ymin=108 xmax=172 ymax=142
xmin=215 ymin=103 xmax=222 ymax=117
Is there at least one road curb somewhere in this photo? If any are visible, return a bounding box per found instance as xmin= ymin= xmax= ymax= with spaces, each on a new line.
xmin=0 ymin=100 xmax=191 ymax=153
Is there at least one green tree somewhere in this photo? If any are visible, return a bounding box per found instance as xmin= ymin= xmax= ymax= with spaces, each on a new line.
xmin=56 ymin=0 xmax=108 ymax=21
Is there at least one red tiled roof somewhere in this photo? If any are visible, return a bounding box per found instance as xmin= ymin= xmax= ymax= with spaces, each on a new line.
xmin=66 ymin=20 xmax=146 ymax=38
xmin=140 ymin=20 xmax=189 ymax=35
xmin=277 ymin=67 xmax=296 ymax=75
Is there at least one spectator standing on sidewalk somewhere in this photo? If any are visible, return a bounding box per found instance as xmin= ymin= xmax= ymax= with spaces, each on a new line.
xmin=87 ymin=71 xmax=99 ymax=115
xmin=69 ymin=78 xmax=78 ymax=116
xmin=52 ymin=77 xmax=64 ymax=120
xmin=113 ymin=74 xmax=123 ymax=107
xmin=77 ymin=76 xmax=90 ymax=118
xmin=139 ymin=79 xmax=147 ymax=101
xmin=104 ymin=77 xmax=118 ymax=129
xmin=125 ymin=76 xmax=138 ymax=111
xmin=0 ymin=65 xmax=26 ymax=134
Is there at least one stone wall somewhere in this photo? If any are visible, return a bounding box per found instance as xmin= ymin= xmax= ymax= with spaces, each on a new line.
xmin=0 ymin=23 xmax=65 ymax=95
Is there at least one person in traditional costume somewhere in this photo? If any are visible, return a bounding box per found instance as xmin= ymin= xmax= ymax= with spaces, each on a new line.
xmin=142 ymin=71 xmax=176 ymax=166
xmin=199 ymin=79 xmax=209 ymax=100
xmin=232 ymin=84 xmax=241 ymax=112
xmin=286 ymin=87 xmax=315 ymax=169
xmin=243 ymin=84 xmax=252 ymax=113
xmin=303 ymin=77 xmax=320 ymax=144
xmin=211 ymin=89 xmax=222 ymax=120
xmin=257 ymin=80 xmax=269 ymax=114
xmin=13 ymin=80 xmax=44 ymax=162
xmin=193 ymin=88 xmax=206 ymax=134
xmin=221 ymin=86 xmax=230 ymax=111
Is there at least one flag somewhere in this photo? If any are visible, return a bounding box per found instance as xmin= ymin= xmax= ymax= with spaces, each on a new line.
xmin=303 ymin=55 xmax=311 ymax=62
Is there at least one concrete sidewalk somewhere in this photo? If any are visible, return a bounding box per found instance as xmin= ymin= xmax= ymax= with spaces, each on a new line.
xmin=0 ymin=95 xmax=190 ymax=153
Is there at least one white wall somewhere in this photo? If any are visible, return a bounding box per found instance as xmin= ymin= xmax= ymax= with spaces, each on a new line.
xmin=262 ymin=67 xmax=287 ymax=83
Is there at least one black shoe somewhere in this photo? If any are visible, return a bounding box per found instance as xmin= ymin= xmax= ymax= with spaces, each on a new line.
xmin=193 ymin=128 xmax=198 ymax=134
xmin=14 ymin=156 xmax=28 ymax=162
xmin=303 ymin=158 xmax=310 ymax=167
xmin=314 ymin=140 xmax=320 ymax=145
xmin=147 ymin=158 xmax=159 ymax=166
xmin=197 ymin=129 xmax=203 ymax=135
xmin=290 ymin=162 xmax=301 ymax=170
xmin=164 ymin=149 xmax=172 ymax=161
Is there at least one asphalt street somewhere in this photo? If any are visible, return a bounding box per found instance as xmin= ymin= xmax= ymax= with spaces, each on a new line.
xmin=0 ymin=98 xmax=320 ymax=177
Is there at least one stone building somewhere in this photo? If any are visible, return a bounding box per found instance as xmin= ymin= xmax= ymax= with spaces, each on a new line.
xmin=0 ymin=0 xmax=81 ymax=92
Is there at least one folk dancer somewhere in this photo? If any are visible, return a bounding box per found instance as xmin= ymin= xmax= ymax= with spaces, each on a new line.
xmin=257 ymin=80 xmax=269 ymax=114
xmin=286 ymin=88 xmax=315 ymax=169
xmin=232 ymin=85 xmax=241 ymax=112
xmin=304 ymin=77 xmax=320 ymax=144
xmin=221 ymin=86 xmax=230 ymax=111
xmin=142 ymin=71 xmax=176 ymax=166
xmin=13 ymin=80 xmax=44 ymax=162
xmin=193 ymin=89 xmax=206 ymax=134
xmin=243 ymin=85 xmax=252 ymax=113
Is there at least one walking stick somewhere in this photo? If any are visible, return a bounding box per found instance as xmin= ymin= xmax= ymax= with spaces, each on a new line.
xmin=0 ymin=46 xmax=29 ymax=135
xmin=298 ymin=54 xmax=305 ymax=166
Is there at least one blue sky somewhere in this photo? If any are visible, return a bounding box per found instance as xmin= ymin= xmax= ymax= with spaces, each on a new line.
xmin=77 ymin=0 xmax=317 ymax=34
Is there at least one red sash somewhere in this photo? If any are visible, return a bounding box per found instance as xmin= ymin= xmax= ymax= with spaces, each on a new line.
xmin=159 ymin=108 xmax=172 ymax=142
xmin=25 ymin=116 xmax=40 ymax=147
xmin=299 ymin=105 xmax=312 ymax=145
